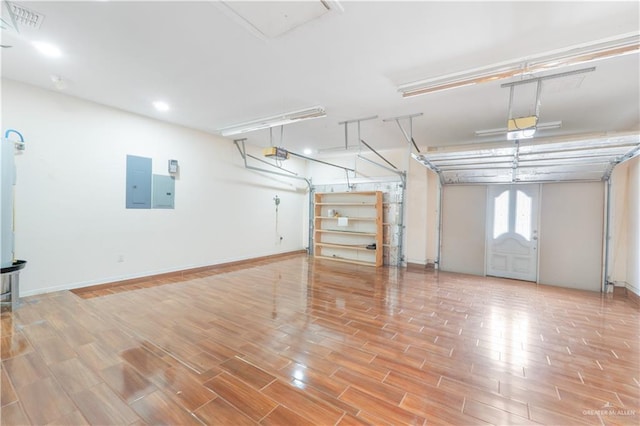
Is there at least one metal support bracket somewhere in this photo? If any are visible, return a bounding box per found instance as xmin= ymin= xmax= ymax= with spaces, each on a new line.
xmin=338 ymin=115 xmax=378 ymax=151
xmin=360 ymin=139 xmax=398 ymax=170
xmin=383 ymin=112 xmax=423 ymax=153
xmin=234 ymin=139 xmax=312 ymax=188
xmin=288 ymin=151 xmax=355 ymax=173
xmin=234 ymin=139 xmax=360 ymax=188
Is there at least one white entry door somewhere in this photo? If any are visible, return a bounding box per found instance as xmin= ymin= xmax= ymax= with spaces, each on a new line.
xmin=486 ymin=184 xmax=540 ymax=282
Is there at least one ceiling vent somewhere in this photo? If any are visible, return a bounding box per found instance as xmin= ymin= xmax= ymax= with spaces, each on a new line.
xmin=2 ymin=1 xmax=45 ymax=32
xmin=219 ymin=1 xmax=342 ymax=39
xmin=9 ymin=2 xmax=44 ymax=29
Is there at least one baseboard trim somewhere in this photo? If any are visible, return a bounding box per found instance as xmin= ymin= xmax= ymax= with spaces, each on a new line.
xmin=626 ymin=286 xmax=640 ymax=307
xmin=612 ymin=286 xmax=626 ymax=296
xmin=71 ymin=250 xmax=307 ymax=296
xmin=406 ymin=262 xmax=426 ymax=271
xmin=406 ymin=262 xmax=437 ymax=272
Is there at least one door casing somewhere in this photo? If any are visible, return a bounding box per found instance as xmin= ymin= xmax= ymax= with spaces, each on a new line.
xmin=485 ymin=184 xmax=541 ymax=282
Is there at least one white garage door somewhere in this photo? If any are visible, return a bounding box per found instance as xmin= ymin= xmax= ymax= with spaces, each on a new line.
xmin=440 ymin=185 xmax=486 ymax=275
xmin=440 ymin=182 xmax=604 ymax=290
xmin=419 ymin=133 xmax=637 ymax=291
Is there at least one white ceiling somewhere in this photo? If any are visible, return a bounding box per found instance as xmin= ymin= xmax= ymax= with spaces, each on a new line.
xmin=1 ymin=1 xmax=639 ymax=155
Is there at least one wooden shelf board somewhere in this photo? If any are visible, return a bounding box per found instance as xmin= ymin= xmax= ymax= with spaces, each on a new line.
xmin=315 ymin=230 xmax=377 ymax=236
xmin=315 ymin=203 xmax=377 ymax=206
xmin=315 ymin=216 xmax=377 ymax=221
xmin=315 ymin=191 xmax=378 ymax=196
xmin=314 ymin=255 xmax=378 ymax=267
xmin=315 ymin=243 xmax=377 ymax=251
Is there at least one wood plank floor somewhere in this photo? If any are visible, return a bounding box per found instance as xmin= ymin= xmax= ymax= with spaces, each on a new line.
xmin=1 ymin=254 xmax=638 ymax=425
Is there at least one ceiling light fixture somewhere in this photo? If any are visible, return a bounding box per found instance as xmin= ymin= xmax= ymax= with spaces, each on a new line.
xmin=31 ymin=41 xmax=62 ymax=57
xmin=507 ymin=115 xmax=538 ymax=140
xmin=398 ymin=32 xmax=639 ymax=97
xmin=303 ymin=148 xmax=313 ymax=155
xmin=217 ymin=106 xmax=326 ymax=137
xmin=153 ymin=101 xmax=170 ymax=112
xmin=475 ymin=121 xmax=563 ymax=137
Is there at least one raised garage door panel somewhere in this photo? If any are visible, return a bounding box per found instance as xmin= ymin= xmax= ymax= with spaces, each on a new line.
xmin=441 ymin=185 xmax=487 ymax=275
xmin=539 ymin=182 xmax=604 ymax=291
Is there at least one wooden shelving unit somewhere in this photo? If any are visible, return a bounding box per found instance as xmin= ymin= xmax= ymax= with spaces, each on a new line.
xmin=314 ymin=191 xmax=383 ymax=267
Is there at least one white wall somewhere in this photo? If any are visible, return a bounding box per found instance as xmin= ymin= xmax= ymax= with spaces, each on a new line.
xmin=440 ymin=185 xmax=487 ymax=275
xmin=609 ymin=156 xmax=640 ymax=297
xmin=625 ymin=156 xmax=640 ymax=296
xmin=538 ymin=182 xmax=604 ymax=291
xmin=3 ymin=80 xmax=307 ymax=296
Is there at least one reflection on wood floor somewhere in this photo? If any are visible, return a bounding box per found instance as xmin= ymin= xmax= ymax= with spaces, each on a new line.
xmin=1 ymin=254 xmax=639 ymax=425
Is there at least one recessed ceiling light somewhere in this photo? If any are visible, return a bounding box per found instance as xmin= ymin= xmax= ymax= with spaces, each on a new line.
xmin=303 ymin=148 xmax=313 ymax=155
xmin=153 ymin=101 xmax=170 ymax=112
xmin=31 ymin=41 xmax=62 ymax=58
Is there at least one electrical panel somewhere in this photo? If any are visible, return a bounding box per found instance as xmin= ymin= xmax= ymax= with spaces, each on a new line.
xmin=152 ymin=174 xmax=175 ymax=209
xmin=126 ymin=155 xmax=152 ymax=209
